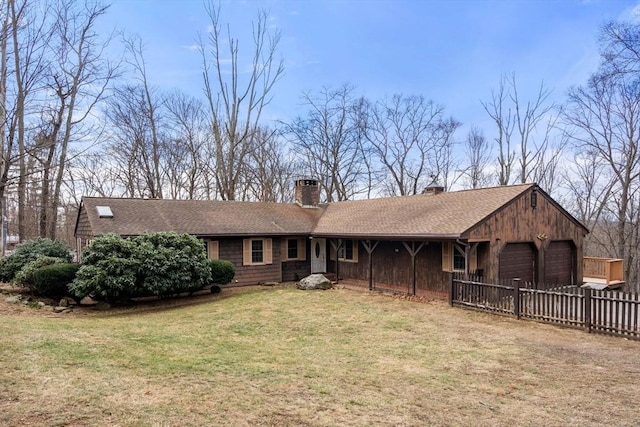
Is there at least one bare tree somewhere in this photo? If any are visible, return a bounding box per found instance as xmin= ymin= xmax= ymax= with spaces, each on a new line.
xmin=564 ymin=61 xmax=640 ymax=286
xmin=106 ymin=84 xmax=165 ymax=198
xmin=163 ymin=90 xmax=211 ymax=199
xmin=244 ymin=126 xmax=296 ymax=202
xmin=199 ymin=2 xmax=284 ymax=200
xmin=284 ymin=85 xmax=367 ymax=202
xmin=122 ymin=34 xmax=163 ymax=198
xmin=599 ymin=20 xmax=640 ymax=77
xmin=364 ymin=94 xmax=459 ymax=195
xmin=461 ymin=126 xmax=491 ymax=189
xmin=6 ymin=0 xmax=53 ymax=240
xmin=39 ymin=0 xmax=116 ymax=239
xmin=482 ymin=73 xmax=556 ymax=186
xmin=482 ymin=76 xmax=515 ymax=185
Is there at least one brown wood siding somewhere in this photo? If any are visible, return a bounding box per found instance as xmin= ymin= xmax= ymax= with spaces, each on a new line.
xmin=467 ymin=188 xmax=585 ymax=284
xmin=282 ymin=238 xmax=311 ymax=281
xmin=328 ymin=240 xmax=449 ymax=293
xmin=75 ymin=207 xmax=93 ymax=239
xmin=218 ymin=237 xmax=282 ymax=285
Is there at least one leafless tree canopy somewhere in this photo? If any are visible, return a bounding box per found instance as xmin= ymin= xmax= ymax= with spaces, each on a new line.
xmin=2 ymin=0 xmax=640 ymax=294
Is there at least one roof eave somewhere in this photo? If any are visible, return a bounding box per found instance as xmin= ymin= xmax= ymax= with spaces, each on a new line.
xmin=310 ymin=232 xmax=462 ymax=240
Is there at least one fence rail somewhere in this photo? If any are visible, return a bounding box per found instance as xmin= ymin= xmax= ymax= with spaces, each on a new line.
xmin=450 ymin=274 xmax=640 ymax=340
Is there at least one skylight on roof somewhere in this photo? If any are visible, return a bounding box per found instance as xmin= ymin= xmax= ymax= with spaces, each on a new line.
xmin=96 ymin=205 xmax=114 ymax=218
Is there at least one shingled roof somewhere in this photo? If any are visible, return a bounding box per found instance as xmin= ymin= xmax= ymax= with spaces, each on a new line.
xmin=78 ymin=184 xmax=585 ymax=240
xmin=312 ymin=183 xmax=536 ymax=239
xmin=78 ymin=198 xmax=324 ymax=237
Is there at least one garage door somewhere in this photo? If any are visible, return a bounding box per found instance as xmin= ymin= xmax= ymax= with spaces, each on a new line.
xmin=499 ymin=243 xmax=536 ymax=284
xmin=545 ymin=241 xmax=574 ymax=287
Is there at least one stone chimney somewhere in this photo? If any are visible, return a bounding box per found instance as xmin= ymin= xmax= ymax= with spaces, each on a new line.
xmin=295 ymin=179 xmax=320 ymax=207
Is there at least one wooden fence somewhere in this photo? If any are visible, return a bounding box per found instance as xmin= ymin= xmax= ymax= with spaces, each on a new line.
xmin=449 ymin=274 xmax=640 ymax=339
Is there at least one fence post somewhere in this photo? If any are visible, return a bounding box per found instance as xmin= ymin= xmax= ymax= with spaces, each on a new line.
xmin=512 ymin=278 xmax=521 ymax=319
xmin=448 ymin=272 xmax=454 ymax=307
xmin=584 ymin=287 xmax=592 ymax=334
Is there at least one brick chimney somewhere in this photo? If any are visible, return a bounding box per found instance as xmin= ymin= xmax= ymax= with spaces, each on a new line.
xmin=295 ymin=179 xmax=320 ymax=207
xmin=423 ymin=184 xmax=445 ymax=195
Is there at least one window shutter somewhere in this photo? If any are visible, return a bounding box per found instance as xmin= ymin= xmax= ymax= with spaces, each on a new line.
xmin=265 ymin=238 xmax=273 ymax=264
xmin=242 ymin=239 xmax=251 ymax=266
xmin=208 ymin=241 xmax=219 ymax=260
xmin=298 ymin=238 xmax=306 ymax=261
xmin=470 ymin=250 xmax=477 ymax=272
xmin=442 ymin=242 xmax=452 ymax=272
xmin=352 ymin=240 xmax=359 ymax=263
xmin=281 ymin=239 xmax=287 ymax=260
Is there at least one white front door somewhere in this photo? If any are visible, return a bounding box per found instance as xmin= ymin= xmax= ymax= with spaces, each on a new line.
xmin=311 ymin=238 xmax=326 ymax=273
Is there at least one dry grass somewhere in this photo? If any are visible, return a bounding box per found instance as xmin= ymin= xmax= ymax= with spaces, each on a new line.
xmin=1 ymin=284 xmax=639 ymax=426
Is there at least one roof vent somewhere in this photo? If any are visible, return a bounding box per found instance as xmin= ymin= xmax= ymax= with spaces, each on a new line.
xmin=96 ymin=206 xmax=114 ymax=218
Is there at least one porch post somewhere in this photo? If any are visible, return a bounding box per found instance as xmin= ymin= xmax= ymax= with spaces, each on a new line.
xmin=362 ymin=240 xmax=379 ymax=291
xmin=329 ymin=239 xmax=342 ymax=284
xmin=402 ymin=241 xmax=426 ymax=296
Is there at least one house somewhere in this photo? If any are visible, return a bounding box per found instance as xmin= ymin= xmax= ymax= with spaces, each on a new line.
xmin=74 ymin=180 xmax=588 ymax=296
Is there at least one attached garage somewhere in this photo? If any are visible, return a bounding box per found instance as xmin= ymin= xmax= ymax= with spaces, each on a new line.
xmin=544 ymin=240 xmax=575 ymax=287
xmin=499 ymin=242 xmax=537 ymax=284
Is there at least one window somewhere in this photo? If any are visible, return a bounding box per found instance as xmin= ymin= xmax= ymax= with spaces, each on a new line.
xmin=453 ymin=244 xmax=466 ymax=271
xmin=338 ymin=239 xmax=358 ymax=262
xmin=203 ymin=240 xmax=219 ymax=260
xmin=282 ymin=238 xmax=306 ymax=261
xmin=442 ymin=241 xmax=477 ymax=272
xmin=243 ymin=238 xmax=273 ymax=266
xmin=252 ymin=240 xmax=263 ymax=264
xmin=95 ymin=206 xmax=113 ymax=218
xmin=287 ymin=239 xmax=298 ymax=259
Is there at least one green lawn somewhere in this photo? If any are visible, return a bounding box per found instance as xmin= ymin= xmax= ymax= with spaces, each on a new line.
xmin=1 ymin=285 xmax=639 ymax=426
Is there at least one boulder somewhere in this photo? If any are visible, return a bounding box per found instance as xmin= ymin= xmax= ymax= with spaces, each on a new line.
xmin=297 ymin=274 xmax=333 ymax=290
xmin=59 ymin=297 xmax=77 ymax=307
xmin=5 ymin=295 xmax=22 ymax=304
xmin=80 ymin=296 xmax=98 ymax=306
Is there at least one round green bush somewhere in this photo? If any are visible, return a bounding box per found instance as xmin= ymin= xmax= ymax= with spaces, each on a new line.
xmin=69 ymin=234 xmax=140 ymax=300
xmin=30 ymin=263 xmax=80 ymax=298
xmin=0 ymin=238 xmax=71 ymax=282
xmin=209 ymin=259 xmax=235 ymax=285
xmin=14 ymin=256 xmax=70 ymax=290
xmin=136 ymin=232 xmax=212 ymax=296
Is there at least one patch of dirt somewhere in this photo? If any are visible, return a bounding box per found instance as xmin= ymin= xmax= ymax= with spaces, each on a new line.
xmin=0 ymin=283 xmax=270 ymax=317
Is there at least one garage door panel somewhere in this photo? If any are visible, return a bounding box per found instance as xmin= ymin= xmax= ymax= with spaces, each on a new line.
xmin=500 ymin=243 xmax=536 ymax=284
xmin=545 ymin=241 xmax=573 ymax=286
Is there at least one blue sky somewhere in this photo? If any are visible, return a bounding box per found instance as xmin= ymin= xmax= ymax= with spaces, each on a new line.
xmin=100 ymin=0 xmax=640 ymax=137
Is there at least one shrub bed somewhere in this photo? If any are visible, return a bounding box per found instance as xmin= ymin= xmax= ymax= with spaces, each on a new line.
xmin=0 ymin=238 xmax=71 ymax=282
xmin=70 ymin=232 xmax=213 ymax=301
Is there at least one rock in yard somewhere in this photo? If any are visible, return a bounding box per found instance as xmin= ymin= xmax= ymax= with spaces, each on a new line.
xmin=53 ymin=306 xmax=72 ymax=313
xmin=59 ymin=297 xmax=77 ymax=307
xmin=5 ymin=295 xmax=22 ymax=304
xmin=80 ymin=296 xmax=98 ymax=306
xmin=297 ymin=273 xmax=333 ymax=290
